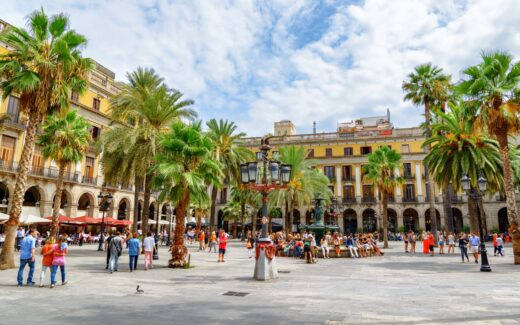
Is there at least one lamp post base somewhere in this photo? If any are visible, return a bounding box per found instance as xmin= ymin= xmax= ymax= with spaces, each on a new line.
xmin=254 ymin=248 xmax=278 ymax=281
xmin=480 ymin=244 xmax=492 ymax=272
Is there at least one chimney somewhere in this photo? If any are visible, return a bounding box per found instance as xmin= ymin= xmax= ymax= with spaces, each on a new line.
xmin=313 ymin=121 xmax=316 ymax=134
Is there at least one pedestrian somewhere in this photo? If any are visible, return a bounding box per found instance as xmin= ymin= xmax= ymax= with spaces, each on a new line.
xmin=208 ymin=231 xmax=217 ymax=253
xmin=78 ymin=230 xmax=84 ymax=247
xmin=198 ymin=230 xmax=206 ymax=251
xmin=128 ymin=233 xmax=140 ymax=272
xmin=496 ymin=234 xmax=504 ymax=256
xmin=104 ymin=231 xmax=114 ymax=270
xmin=403 ymin=232 xmax=409 ymax=253
xmin=108 ymin=231 xmax=122 ymax=273
xmin=17 ymin=229 xmax=37 ymax=287
xmin=428 ymin=231 xmax=435 ymax=256
xmin=447 ymin=232 xmax=455 ymax=254
xmin=332 ymin=232 xmax=341 ymax=258
xmin=493 ymin=232 xmax=498 ymax=256
xmin=218 ymin=229 xmax=228 ymax=262
xmin=438 ymin=232 xmax=445 ymax=255
xmin=422 ymin=231 xmax=429 ymax=254
xmin=469 ymin=232 xmax=480 ymax=264
xmin=39 ymin=237 xmax=55 ymax=287
xmin=303 ymin=236 xmax=313 ymax=263
xmin=345 ymin=234 xmax=359 ymax=258
xmin=246 ymin=231 xmax=254 ymax=259
xmin=409 ymin=231 xmax=416 ymax=254
xmin=459 ymin=233 xmax=470 ymax=263
xmin=143 ymin=232 xmax=155 ymax=271
xmin=50 ymin=235 xmax=68 ymax=288
xmin=320 ymin=235 xmax=330 ymax=258
xmin=15 ymin=227 xmax=24 ymax=251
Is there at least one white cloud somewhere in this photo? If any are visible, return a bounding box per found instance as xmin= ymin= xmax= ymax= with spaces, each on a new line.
xmin=1 ymin=0 xmax=519 ymax=136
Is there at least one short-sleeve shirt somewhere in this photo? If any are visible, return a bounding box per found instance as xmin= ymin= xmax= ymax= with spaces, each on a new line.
xmin=41 ymin=244 xmax=54 ymax=266
xmin=470 ymin=236 xmax=480 ymax=246
xmin=20 ymin=235 xmax=36 ymax=259
xmin=143 ymin=236 xmax=155 ymax=252
xmin=128 ymin=238 xmax=140 ymax=256
xmin=218 ymin=233 xmax=228 ymax=249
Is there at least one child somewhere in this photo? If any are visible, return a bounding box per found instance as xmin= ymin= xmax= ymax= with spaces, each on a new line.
xmin=496 ymin=234 xmax=504 ymax=256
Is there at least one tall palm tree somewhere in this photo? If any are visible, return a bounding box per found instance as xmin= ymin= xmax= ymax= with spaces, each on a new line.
xmin=271 ymin=146 xmax=331 ymax=234
xmin=403 ymin=63 xmax=451 ymax=241
xmin=107 ymin=67 xmax=196 ymax=233
xmin=364 ymin=146 xmax=404 ymax=248
xmin=156 ymin=122 xmax=222 ymax=267
xmin=424 ymin=103 xmax=503 ymax=233
xmin=38 ymin=110 xmax=91 ymax=239
xmin=457 ymin=51 xmax=520 ymax=263
xmin=206 ymin=119 xmax=254 ymax=231
xmin=0 ymin=9 xmax=93 ymax=269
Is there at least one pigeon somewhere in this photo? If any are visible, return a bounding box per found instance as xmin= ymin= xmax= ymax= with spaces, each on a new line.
xmin=136 ymin=285 xmax=144 ymax=294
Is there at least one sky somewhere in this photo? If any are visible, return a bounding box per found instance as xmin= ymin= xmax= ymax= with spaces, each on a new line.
xmin=1 ymin=0 xmax=519 ymax=136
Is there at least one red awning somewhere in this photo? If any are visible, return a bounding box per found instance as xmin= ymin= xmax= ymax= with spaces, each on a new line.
xmin=103 ymin=217 xmax=133 ymax=226
xmin=44 ymin=216 xmax=81 ymax=224
xmin=72 ymin=216 xmax=101 ymax=224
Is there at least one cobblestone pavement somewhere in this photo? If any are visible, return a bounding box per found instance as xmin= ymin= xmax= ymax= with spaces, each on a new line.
xmin=0 ymin=240 xmax=519 ymax=325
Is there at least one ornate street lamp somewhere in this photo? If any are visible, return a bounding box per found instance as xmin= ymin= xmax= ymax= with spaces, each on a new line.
xmin=461 ymin=175 xmax=491 ymax=272
xmin=97 ymin=191 xmax=113 ymax=251
xmin=240 ymin=137 xmax=292 ymax=281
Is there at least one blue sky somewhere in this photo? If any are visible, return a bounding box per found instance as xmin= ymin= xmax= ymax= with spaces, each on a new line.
xmin=1 ymin=0 xmax=519 ymax=136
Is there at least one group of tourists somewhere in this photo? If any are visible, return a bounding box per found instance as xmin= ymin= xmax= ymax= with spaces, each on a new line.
xmin=17 ymin=229 xmax=68 ymax=288
xmin=103 ymin=231 xmax=157 ymax=273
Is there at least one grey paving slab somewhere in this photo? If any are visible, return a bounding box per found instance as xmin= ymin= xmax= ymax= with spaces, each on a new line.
xmin=0 ymin=241 xmax=519 ymax=325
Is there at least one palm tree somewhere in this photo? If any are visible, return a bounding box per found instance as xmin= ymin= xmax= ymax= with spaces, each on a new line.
xmin=38 ymin=110 xmax=91 ymax=239
xmin=229 ymin=186 xmax=260 ymax=240
xmin=223 ymin=200 xmax=241 ymax=238
xmin=206 ymin=119 xmax=254 ymax=231
xmin=424 ymin=103 xmax=503 ymax=233
xmin=271 ymin=145 xmax=331 ymax=234
xmin=0 ymin=9 xmax=93 ymax=269
xmin=156 ymin=122 xmax=222 ymax=267
xmin=107 ymin=67 xmax=196 ymax=233
xmin=403 ymin=63 xmax=451 ymax=241
xmin=457 ymin=51 xmax=520 ymax=263
xmin=364 ymin=146 xmax=404 ymax=248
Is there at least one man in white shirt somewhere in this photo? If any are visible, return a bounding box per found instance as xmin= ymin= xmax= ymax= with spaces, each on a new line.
xmin=143 ymin=232 xmax=156 ymax=271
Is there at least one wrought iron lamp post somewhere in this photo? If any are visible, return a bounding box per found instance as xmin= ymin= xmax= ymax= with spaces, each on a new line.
xmin=97 ymin=191 xmax=113 ymax=251
xmin=240 ymin=137 xmax=292 ymax=280
xmin=461 ymin=175 xmax=491 ymax=272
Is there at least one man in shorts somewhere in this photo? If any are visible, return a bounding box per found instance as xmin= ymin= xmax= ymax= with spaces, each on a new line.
xmin=218 ymin=229 xmax=228 ymax=262
xmin=469 ymin=232 xmax=480 ymax=264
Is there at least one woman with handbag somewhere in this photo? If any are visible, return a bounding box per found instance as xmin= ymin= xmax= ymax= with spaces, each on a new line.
xmin=50 ymin=235 xmax=68 ymax=288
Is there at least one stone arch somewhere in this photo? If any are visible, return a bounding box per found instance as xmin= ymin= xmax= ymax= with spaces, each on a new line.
xmin=362 ymin=208 xmax=377 ymax=233
xmin=403 ymin=208 xmax=419 ymax=232
xmin=452 ymin=207 xmax=463 ymax=233
xmin=293 ymin=209 xmax=301 ymax=226
xmin=343 ymin=208 xmax=357 ymax=234
xmin=52 ymin=189 xmax=73 ymax=216
xmin=217 ymin=209 xmax=224 ymax=229
xmin=23 ymin=185 xmax=44 ymax=206
xmin=424 ymin=208 xmax=441 ymax=231
xmin=117 ymin=198 xmax=130 ymax=220
xmin=77 ymin=192 xmax=95 ymax=216
xmin=387 ymin=208 xmax=397 ymax=232
xmin=161 ymin=204 xmax=168 ymax=220
xmin=498 ymin=207 xmax=509 ymax=233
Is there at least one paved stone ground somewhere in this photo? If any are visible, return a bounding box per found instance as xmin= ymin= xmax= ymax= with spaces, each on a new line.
xmin=0 ymin=240 xmax=519 ymax=325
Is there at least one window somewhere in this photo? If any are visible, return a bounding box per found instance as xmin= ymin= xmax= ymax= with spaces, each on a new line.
xmin=90 ymin=126 xmax=100 ymax=140
xmin=343 ymin=185 xmax=355 ymax=200
xmin=361 ymin=146 xmax=372 ymax=155
xmin=220 ymin=188 xmax=228 ymax=203
xmin=401 ymin=144 xmax=410 ymax=153
xmin=307 ymin=149 xmax=314 ymax=158
xmin=84 ymin=157 xmax=95 ymax=178
xmin=404 ymin=184 xmax=415 ymax=200
xmin=71 ymin=91 xmax=79 ymax=102
xmin=6 ymin=96 xmax=20 ymax=123
xmin=344 ymin=147 xmax=353 ymax=156
xmin=325 ymin=148 xmax=333 ymax=157
xmin=324 ymin=166 xmax=335 ymax=180
xmin=1 ymin=135 xmax=16 ymax=162
xmin=403 ymin=163 xmax=412 ymax=178
xmin=362 ymin=185 xmax=373 ymax=198
xmin=342 ymin=165 xmax=352 ymax=180
xmin=31 ymin=145 xmax=44 ymax=175
xmin=93 ymin=98 xmax=101 ymax=111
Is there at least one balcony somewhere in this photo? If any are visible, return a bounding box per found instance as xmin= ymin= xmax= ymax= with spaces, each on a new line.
xmin=403 ymin=173 xmax=415 ymax=180
xmin=82 ymin=176 xmax=97 ymax=185
xmin=362 ymin=196 xmax=376 ymax=204
xmin=388 ymin=196 xmax=395 ymax=203
xmin=342 ymin=175 xmax=354 ymax=182
xmin=402 ymin=196 xmax=417 ymax=203
xmin=0 ymin=160 xmax=17 ymax=172
xmin=342 ymin=197 xmax=357 ymax=204
xmin=0 ymin=114 xmax=26 ymax=131
xmin=451 ymin=196 xmax=464 ymax=204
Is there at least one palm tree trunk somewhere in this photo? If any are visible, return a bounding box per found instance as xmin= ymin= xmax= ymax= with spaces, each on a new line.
xmin=240 ymin=201 xmax=246 ymax=241
xmin=424 ymin=101 xmax=438 ymax=244
xmin=141 ymin=173 xmax=152 ymax=233
xmin=0 ymin=113 xmax=41 ymax=270
xmin=382 ymin=190 xmax=389 ymax=248
xmin=195 ymin=209 xmax=202 ymax=235
xmin=233 ymin=222 xmax=237 ymax=238
xmin=169 ymin=189 xmax=189 ymax=268
xmin=467 ymin=188 xmax=479 ymax=232
xmin=132 ymin=176 xmax=141 ymax=232
xmin=442 ymin=184 xmax=453 ymax=232
xmin=209 ymin=185 xmax=218 ymax=232
xmin=496 ymin=130 xmax=520 ymax=264
xmin=285 ymin=199 xmax=291 ymax=236
xmin=50 ymin=164 xmax=66 ymax=239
